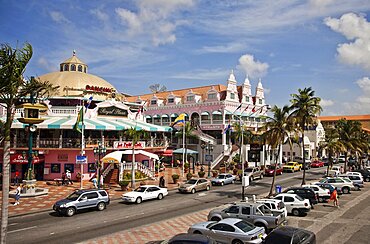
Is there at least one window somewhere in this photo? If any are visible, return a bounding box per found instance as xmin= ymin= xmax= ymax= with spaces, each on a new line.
xmin=187 ymin=96 xmax=194 ymax=102
xmin=60 ymin=65 xmax=63 ymax=72
xmin=225 ymin=206 xmax=239 ymax=214
xmin=88 ymin=163 xmax=96 ymax=173
xmin=245 ymin=96 xmax=249 ymax=102
xmin=64 ymin=164 xmax=74 ymax=173
xmin=210 ymin=224 xmax=235 ymax=232
xmin=149 ymin=187 xmax=159 ymax=192
xmin=84 ymin=67 xmax=87 ymax=73
xmin=64 ymin=64 xmax=69 ymax=71
xmin=99 ymin=191 xmax=107 ymax=197
xmin=275 ymin=196 xmax=282 ymax=201
xmin=51 ymin=163 xmax=61 ymax=173
xmin=86 ymin=192 xmax=99 ymax=199
xmin=285 ymin=196 xmax=294 ymax=202
xmin=242 ymin=207 xmax=250 ymax=215
xmin=78 ymin=65 xmax=83 ymax=72
xmin=150 ymin=100 xmax=157 ymax=105
xmin=168 ymin=98 xmax=174 ymax=103
xmin=208 ymin=93 xmax=217 ymax=99
xmin=230 ymin=93 xmax=235 ymax=99
xmin=71 ymin=64 xmax=76 ymax=71
xmin=259 ymin=98 xmax=262 ymax=104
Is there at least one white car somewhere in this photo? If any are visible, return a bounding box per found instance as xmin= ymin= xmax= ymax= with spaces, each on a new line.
xmin=122 ymin=185 xmax=168 ymax=204
xmin=315 ymin=177 xmax=354 ymax=194
xmin=273 ymin=193 xmax=311 ymax=216
xmin=256 ymin=199 xmax=288 ymax=218
xmin=345 ymin=172 xmax=363 ymax=178
xmin=302 ymin=185 xmax=330 ymax=203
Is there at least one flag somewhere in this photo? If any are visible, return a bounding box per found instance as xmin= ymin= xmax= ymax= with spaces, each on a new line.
xmin=223 ymin=119 xmax=231 ymax=134
xmin=84 ymin=96 xmax=93 ymax=112
xmin=233 ymin=104 xmax=242 ymax=114
xmin=241 ymin=104 xmax=250 ymax=114
xmin=73 ymin=107 xmax=83 ymax=133
xmin=171 ymin=113 xmax=186 ymax=128
xmin=135 ymin=101 xmax=146 ymax=120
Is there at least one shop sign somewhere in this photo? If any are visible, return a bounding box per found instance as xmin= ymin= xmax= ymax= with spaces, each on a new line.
xmin=250 ymin=144 xmax=262 ymax=151
xmin=98 ymin=106 xmax=128 ymax=117
xmin=76 ymin=155 xmax=88 ymax=164
xmin=200 ymin=125 xmax=222 ymax=130
xmin=85 ymin=85 xmax=114 ymax=93
xmin=11 ymin=154 xmax=27 ymax=164
xmin=113 ymin=141 xmax=146 ymax=149
xmin=58 ymin=154 xmax=68 ymax=161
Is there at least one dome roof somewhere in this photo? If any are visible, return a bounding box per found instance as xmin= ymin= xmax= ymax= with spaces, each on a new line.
xmin=37 ymin=51 xmax=117 ymax=100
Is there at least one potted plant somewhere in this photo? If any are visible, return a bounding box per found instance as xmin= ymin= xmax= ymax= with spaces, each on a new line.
xmin=198 ymin=171 xmax=206 ymax=178
xmin=186 ymin=172 xmax=193 ymax=180
xmin=212 ymin=170 xmax=218 ymax=177
xmin=118 ymin=180 xmax=129 ymax=191
xmin=172 ymin=174 xmax=180 ymax=184
xmin=184 ymin=162 xmax=190 ymax=173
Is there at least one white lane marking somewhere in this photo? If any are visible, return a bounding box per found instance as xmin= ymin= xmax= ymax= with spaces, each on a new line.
xmin=50 ymin=232 xmax=54 ymax=235
xmin=8 ymin=226 xmax=37 ymax=234
xmin=198 ymin=193 xmax=207 ymax=196
xmin=9 ymin=223 xmax=18 ymax=226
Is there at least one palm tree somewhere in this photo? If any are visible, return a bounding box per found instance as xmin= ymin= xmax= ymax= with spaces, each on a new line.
xmin=232 ymin=121 xmax=253 ymax=168
xmin=175 ymin=121 xmax=199 ymax=173
xmin=262 ymin=105 xmax=292 ymax=197
xmin=289 ymin=87 xmax=322 ymax=185
xmin=123 ymin=128 xmax=148 ymax=189
xmin=0 ymin=42 xmax=57 ymax=243
xmin=149 ymin=83 xmax=167 ymax=93
xmin=319 ymin=127 xmax=343 ymax=175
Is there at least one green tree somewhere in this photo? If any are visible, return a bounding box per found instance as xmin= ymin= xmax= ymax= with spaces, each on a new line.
xmin=232 ymin=121 xmax=253 ymax=167
xmin=319 ymin=126 xmax=343 ymax=175
xmin=0 ymin=43 xmax=57 ymax=244
xmin=175 ymin=121 xmax=199 ymax=173
xmin=289 ymin=87 xmax=322 ymax=185
xmin=262 ymin=105 xmax=292 ymax=197
xmin=123 ymin=128 xmax=148 ymax=188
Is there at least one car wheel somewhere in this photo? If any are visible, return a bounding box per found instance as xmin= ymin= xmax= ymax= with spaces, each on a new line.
xmin=342 ymin=187 xmax=350 ymax=194
xmin=255 ymin=222 xmax=267 ymax=232
xmin=232 ymin=180 xmax=235 ymax=184
xmin=206 ymin=185 xmax=210 ymax=191
xmin=157 ymin=193 xmax=163 ymax=200
xmin=251 ymin=176 xmax=254 ymax=181
xmin=354 ymin=185 xmax=360 ymax=191
xmin=66 ymin=207 xmax=76 ymax=217
xmin=365 ymin=177 xmax=370 ymax=182
xmin=292 ymin=209 xmax=300 ymax=216
xmin=318 ymin=197 xmax=324 ymax=203
xmin=136 ymin=197 xmax=142 ymax=204
xmin=191 ymin=188 xmax=196 ymax=194
xmin=97 ymin=202 xmax=106 ymax=211
xmin=221 ymin=182 xmax=224 ymax=186
xmin=260 ymin=174 xmax=263 ymax=179
xmin=211 ymin=216 xmax=221 ymax=221
xmin=232 ymin=239 xmax=244 ymax=244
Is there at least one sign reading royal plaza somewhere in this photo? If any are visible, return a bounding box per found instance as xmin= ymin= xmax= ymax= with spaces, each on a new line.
xmin=98 ymin=106 xmax=128 ymax=117
xmin=113 ymin=141 xmax=146 ymax=149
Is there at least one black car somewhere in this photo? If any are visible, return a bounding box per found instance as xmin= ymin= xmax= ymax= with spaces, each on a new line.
xmin=283 ymin=187 xmax=318 ymax=207
xmin=353 ymin=169 xmax=370 ymax=182
xmin=263 ymin=226 xmax=316 ymax=244
xmin=167 ymin=233 xmax=215 ymax=244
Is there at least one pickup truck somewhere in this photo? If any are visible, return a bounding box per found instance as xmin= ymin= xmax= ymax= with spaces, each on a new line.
xmin=244 ymin=167 xmax=264 ymax=181
xmin=207 ymin=202 xmax=286 ymax=231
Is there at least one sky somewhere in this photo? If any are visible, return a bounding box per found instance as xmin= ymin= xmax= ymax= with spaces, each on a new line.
xmin=1 ymin=0 xmax=370 ymax=116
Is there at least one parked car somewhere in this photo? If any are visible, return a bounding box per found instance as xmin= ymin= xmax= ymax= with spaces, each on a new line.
xmin=208 ymin=202 xmax=287 ymax=231
xmin=339 ymin=175 xmax=364 ymax=190
xmin=264 ymin=165 xmax=283 ymax=176
xmin=256 ymin=199 xmax=288 ymax=218
xmin=211 ymin=173 xmax=236 ymax=186
xmin=263 ymin=226 xmax=316 ymax=244
xmin=311 ymin=160 xmax=324 ymax=168
xmin=314 ymin=183 xmax=342 ymax=195
xmin=178 ymin=178 xmax=211 ymax=194
xmin=338 ymin=155 xmax=346 ymax=163
xmin=244 ymin=167 xmax=264 ymax=181
xmin=273 ymin=193 xmax=311 ymax=216
xmin=299 ymin=159 xmax=311 ymax=170
xmin=327 ymin=166 xmax=341 ymax=177
xmin=53 ymin=189 xmax=110 ymax=217
xmin=283 ymin=162 xmax=301 ymax=173
xmin=283 ymin=187 xmax=318 ymax=207
xmin=315 ymin=177 xmax=354 ymax=194
xmin=188 ymin=218 xmax=266 ymax=244
xmin=353 ymin=169 xmax=370 ymax=182
xmin=164 ymin=233 xmax=215 ymax=244
xmin=122 ymin=185 xmax=168 ymax=204
xmin=302 ymin=184 xmax=331 ymax=203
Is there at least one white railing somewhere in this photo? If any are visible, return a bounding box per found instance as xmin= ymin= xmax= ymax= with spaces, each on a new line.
xmin=121 ymin=162 xmax=155 ymax=179
xmin=192 ymin=130 xmax=217 ymax=145
xmin=211 ymin=152 xmax=225 ymax=170
xmin=102 ymin=163 xmax=113 ymax=178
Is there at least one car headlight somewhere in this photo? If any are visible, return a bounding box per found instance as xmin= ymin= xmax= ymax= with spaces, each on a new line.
xmin=59 ymin=204 xmax=66 ymax=208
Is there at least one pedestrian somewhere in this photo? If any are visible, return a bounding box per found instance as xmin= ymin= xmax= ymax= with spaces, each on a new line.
xmin=329 ymin=188 xmax=339 ymax=208
xmin=91 ymin=177 xmax=98 ymax=188
xmin=14 ymin=170 xmax=19 ymax=186
xmin=14 ymin=184 xmax=21 ymax=205
xmin=61 ymin=172 xmax=66 ymax=185
xmin=159 ymin=176 xmax=165 ymax=188
xmin=66 ymin=170 xmax=73 ymax=185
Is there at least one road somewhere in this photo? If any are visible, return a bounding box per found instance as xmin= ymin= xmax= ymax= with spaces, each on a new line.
xmin=8 ymin=167 xmax=326 ymax=244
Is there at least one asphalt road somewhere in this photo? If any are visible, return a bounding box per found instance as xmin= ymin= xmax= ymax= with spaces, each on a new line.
xmin=7 ymin=167 xmax=327 ymax=244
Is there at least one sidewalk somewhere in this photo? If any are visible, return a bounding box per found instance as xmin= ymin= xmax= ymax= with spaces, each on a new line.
xmin=0 ymin=166 xmax=206 ymax=217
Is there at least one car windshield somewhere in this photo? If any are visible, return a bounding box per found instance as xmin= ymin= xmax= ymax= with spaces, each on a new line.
xmin=66 ymin=191 xmax=82 ymax=201
xmin=187 ymin=179 xmax=197 ymax=184
xmin=235 ymin=220 xmax=256 ymax=232
xmin=287 ymin=163 xmax=294 ymax=166
xmin=217 ymin=175 xmax=226 ymax=179
xmin=296 ymin=195 xmax=304 ymax=201
xmin=135 ymin=187 xmax=147 ymax=192
xmin=342 ymin=178 xmax=351 ymax=182
xmin=244 ymin=169 xmax=253 ymax=172
xmin=267 ymin=165 xmax=275 ymax=169
xmin=319 ymin=179 xmax=327 ymax=183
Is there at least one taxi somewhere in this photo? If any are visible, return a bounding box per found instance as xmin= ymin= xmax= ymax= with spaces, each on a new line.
xmin=283 ymin=162 xmax=301 ymax=173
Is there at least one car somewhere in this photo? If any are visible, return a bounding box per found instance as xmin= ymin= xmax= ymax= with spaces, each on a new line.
xmin=283 ymin=187 xmax=318 ymax=206
xmin=244 ymin=167 xmax=264 ymax=181
xmin=264 ymin=165 xmax=283 ymax=176
xmin=256 ymin=199 xmax=288 ymax=218
xmin=311 ymin=160 xmax=324 ymax=168
xmin=53 ymin=189 xmax=110 ymax=217
xmin=314 ymin=182 xmax=342 ymax=195
xmin=211 ymin=173 xmax=236 ymax=186
xmin=298 ymin=159 xmax=311 ymax=170
xmin=263 ymin=226 xmax=316 ymax=244
xmin=283 ymin=162 xmax=301 ymax=173
xmin=339 ymin=174 xmax=364 ymax=190
xmin=164 ymin=233 xmax=215 ymax=244
xmin=353 ymin=169 xmax=370 ymax=182
xmin=122 ymin=185 xmax=168 ymax=204
xmin=327 ymin=166 xmax=341 ymax=177
xmin=338 ymin=155 xmax=346 ymax=163
xmin=178 ymin=178 xmax=211 ymax=194
xmin=273 ymin=193 xmax=311 ymax=216
xmin=302 ymin=184 xmax=331 ymax=203
xmin=315 ymin=177 xmax=354 ymax=194
xmin=188 ymin=218 xmax=266 ymax=244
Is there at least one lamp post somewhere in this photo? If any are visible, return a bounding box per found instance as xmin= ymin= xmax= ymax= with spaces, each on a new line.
xmin=94 ymin=141 xmax=106 ymax=189
xmin=200 ymin=143 xmax=206 ymax=166
xmin=206 ymin=142 xmax=213 ymax=177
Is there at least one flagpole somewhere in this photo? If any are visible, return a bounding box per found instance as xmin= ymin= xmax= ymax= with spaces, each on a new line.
xmin=80 ymin=99 xmax=85 ymax=190
xmin=182 ymin=123 xmax=185 ymax=177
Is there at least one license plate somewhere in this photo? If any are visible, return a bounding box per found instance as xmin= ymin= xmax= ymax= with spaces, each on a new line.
xmin=258 ymin=233 xmax=263 ymax=238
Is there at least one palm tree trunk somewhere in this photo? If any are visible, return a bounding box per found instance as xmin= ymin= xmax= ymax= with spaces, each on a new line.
xmin=268 ymin=145 xmax=280 ymax=197
xmin=131 ymin=143 xmax=135 ymax=189
xmin=301 ymin=131 xmax=306 ymax=185
xmin=344 ymin=152 xmax=348 ymax=173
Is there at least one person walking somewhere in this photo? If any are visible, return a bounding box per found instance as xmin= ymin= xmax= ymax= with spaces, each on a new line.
xmin=329 ymin=188 xmax=339 ymax=208
xmin=14 ymin=170 xmax=20 ymax=186
xmin=14 ymin=185 xmax=22 ymax=205
xmin=61 ymin=172 xmax=66 ymax=185
xmin=66 ymin=170 xmax=73 ymax=185
xmin=91 ymin=177 xmax=98 ymax=188
xmin=159 ymin=176 xmax=165 ymax=188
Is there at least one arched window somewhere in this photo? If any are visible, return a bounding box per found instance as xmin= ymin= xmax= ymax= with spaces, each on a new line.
xmin=64 ymin=64 xmax=69 ymax=71
xmin=60 ymin=65 xmax=63 ymax=72
xmin=71 ymin=64 xmax=76 ymax=71
xmin=78 ymin=65 xmax=83 ymax=72
xmin=84 ymin=67 xmax=87 ymax=73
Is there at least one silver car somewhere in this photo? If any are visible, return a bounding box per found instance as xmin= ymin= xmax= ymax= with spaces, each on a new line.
xmin=188 ymin=218 xmax=266 ymax=244
xmin=53 ymin=189 xmax=110 ymax=217
xmin=211 ymin=173 xmax=236 ymax=186
xmin=178 ymin=178 xmax=211 ymax=194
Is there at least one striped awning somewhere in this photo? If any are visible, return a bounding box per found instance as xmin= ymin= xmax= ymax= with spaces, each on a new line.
xmin=5 ymin=116 xmax=172 ymax=132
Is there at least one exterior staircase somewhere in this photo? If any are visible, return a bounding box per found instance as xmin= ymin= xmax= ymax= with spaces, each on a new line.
xmin=192 ymin=129 xmax=217 ymax=145
xmin=211 ymin=145 xmax=239 ymax=170
xmin=121 ymin=162 xmax=156 ymax=180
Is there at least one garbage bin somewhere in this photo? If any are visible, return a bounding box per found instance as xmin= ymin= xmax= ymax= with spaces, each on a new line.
xmin=275 ymin=185 xmax=282 ymax=194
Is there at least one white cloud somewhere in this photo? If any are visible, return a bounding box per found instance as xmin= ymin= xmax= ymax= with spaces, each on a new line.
xmin=324 ymin=13 xmax=370 ymax=71
xmin=115 ymin=0 xmax=194 ymax=46
xmin=340 ymin=76 xmax=370 ymax=114
xmin=197 ymin=43 xmax=246 ymax=54
xmin=320 ymin=99 xmax=334 ymax=107
xmin=237 ymin=54 xmax=269 ymax=79
xmin=356 ymin=77 xmax=370 ymax=93
xmin=49 ymin=11 xmax=71 ymax=24
xmin=37 ymin=57 xmax=57 ymax=72
xmin=264 ymin=88 xmax=271 ymax=95
xmin=170 ymin=68 xmax=228 ymax=81
xmin=90 ymin=9 xmax=109 ymax=22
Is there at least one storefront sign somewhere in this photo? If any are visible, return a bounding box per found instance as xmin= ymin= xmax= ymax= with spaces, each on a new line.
xmin=58 ymin=154 xmax=68 ymax=161
xmin=113 ymin=141 xmax=146 ymax=149
xmin=76 ymin=155 xmax=88 ymax=164
xmin=10 ymin=154 xmax=27 ymax=164
xmin=200 ymin=125 xmax=223 ymax=130
xmin=98 ymin=106 xmax=128 ymax=117
xmin=85 ymin=85 xmax=114 ymax=93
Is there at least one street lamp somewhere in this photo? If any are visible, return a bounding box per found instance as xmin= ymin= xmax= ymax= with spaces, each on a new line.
xmin=205 ymin=142 xmax=213 ymax=177
xmin=94 ymin=141 xmax=106 ymax=189
xmin=200 ymin=143 xmax=206 ymax=166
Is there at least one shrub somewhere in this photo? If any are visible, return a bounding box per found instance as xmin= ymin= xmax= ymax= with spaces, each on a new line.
xmin=198 ymin=171 xmax=206 ymax=178
xmin=118 ymin=180 xmax=129 ymax=187
xmin=172 ymin=174 xmax=180 ymax=180
xmin=186 ymin=172 xmax=193 ymax=180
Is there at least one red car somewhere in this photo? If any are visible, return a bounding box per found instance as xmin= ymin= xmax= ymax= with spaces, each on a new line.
xmin=311 ymin=160 xmax=324 ymax=167
xmin=264 ymin=165 xmax=283 ymax=176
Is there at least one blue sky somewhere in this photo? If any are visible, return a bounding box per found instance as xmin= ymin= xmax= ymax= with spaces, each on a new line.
xmin=1 ymin=0 xmax=370 ymax=115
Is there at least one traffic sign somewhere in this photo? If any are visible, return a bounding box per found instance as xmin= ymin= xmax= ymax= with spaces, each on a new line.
xmin=76 ymin=155 xmax=87 ymax=164
xmin=205 ymin=154 xmax=213 ymax=162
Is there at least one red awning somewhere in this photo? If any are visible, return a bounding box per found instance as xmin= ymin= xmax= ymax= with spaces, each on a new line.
xmin=162 ymin=149 xmax=173 ymax=157
xmin=10 ymin=154 xmax=44 ymax=164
